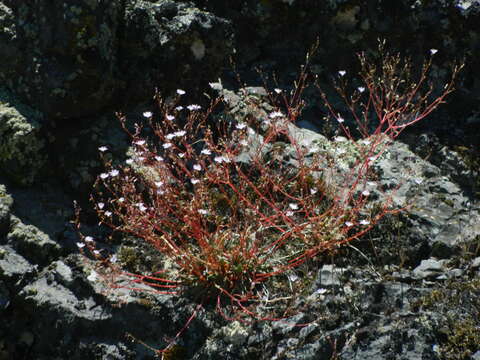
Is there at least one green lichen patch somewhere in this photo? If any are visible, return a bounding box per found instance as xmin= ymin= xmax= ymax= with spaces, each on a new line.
xmin=6 ymin=217 xmax=61 ymax=266
xmin=413 ymin=278 xmax=480 ymax=359
xmin=0 ymin=88 xmax=46 ymax=186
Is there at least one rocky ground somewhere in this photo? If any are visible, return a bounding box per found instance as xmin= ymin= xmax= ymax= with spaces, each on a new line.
xmin=1 ymin=1 xmax=480 ymax=359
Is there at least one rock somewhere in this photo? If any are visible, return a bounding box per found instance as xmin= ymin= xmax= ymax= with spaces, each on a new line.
xmin=0 ymin=89 xmax=47 ymax=186
xmin=413 ymin=258 xmax=448 ymax=280
xmin=0 ymin=1 xmax=122 ymax=119
xmin=6 ymin=217 xmax=62 ymax=266
xmin=222 ymin=321 xmax=249 ymax=345
xmin=0 ymin=280 xmax=9 ymax=309
xmin=53 ymin=260 xmax=75 ymax=287
xmin=0 ymin=185 xmax=13 ymax=235
xmin=0 ymin=1 xmax=233 ymax=120
xmin=314 ymin=264 xmax=345 ymax=287
xmin=0 ymin=245 xmax=36 ymax=284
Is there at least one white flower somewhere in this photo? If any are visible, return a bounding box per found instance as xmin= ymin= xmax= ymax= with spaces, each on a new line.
xmin=313 ymin=288 xmax=327 ymax=295
xmin=240 ymin=139 xmax=248 ymax=146
xmin=187 ymin=104 xmax=201 ymax=111
xmin=100 ymin=173 xmax=109 ymax=179
xmin=87 ymin=270 xmax=99 ymax=282
xmin=125 ymin=159 xmax=134 ymax=165
xmin=337 ymin=116 xmax=345 ymax=123
xmin=155 ymin=156 xmax=164 ymax=161
xmin=134 ymin=140 xmax=146 ymax=146
xmin=174 ymin=130 xmax=186 ymax=137
xmin=175 ymin=106 xmax=184 ymax=111
xmin=338 ymin=70 xmax=346 ymax=76
xmin=163 ymin=143 xmax=172 ymax=149
xmin=109 ymin=169 xmax=119 ymax=177
xmin=190 ymin=178 xmax=200 ymax=184
xmin=143 ymin=111 xmax=153 ymax=118
xmin=430 ymin=49 xmax=438 ymax=55
xmin=201 ymin=148 xmax=211 ymax=155
xmin=178 ymin=153 xmax=185 ymax=158
xmin=414 ymin=178 xmax=423 ymax=185
xmin=166 ymin=114 xmax=175 ymax=121
xmin=154 ymin=181 xmax=164 ymax=188
xmin=368 ymin=156 xmax=376 ymax=162
xmin=98 ymin=202 xmax=105 ymax=209
xmin=93 ymin=250 xmax=100 ymax=256
xmin=361 ymin=139 xmax=371 ymax=145
xmin=177 ymin=89 xmax=186 ymax=95
xmin=287 ymin=274 xmax=299 ymax=282
xmin=248 ymin=127 xmax=255 ymax=135
xmin=362 ymin=190 xmax=370 ymax=197
xmin=166 ymin=133 xmax=175 ymax=140
xmin=214 ymin=156 xmax=224 ymax=163
xmin=274 ymin=88 xmax=282 ymax=94
xmin=345 ymin=221 xmax=354 ymax=227
xmin=286 ymin=211 xmax=294 ymax=217
xmin=310 ymin=188 xmax=318 ymax=195
xmin=110 ymin=255 xmax=118 ymax=263
xmin=76 ymin=242 xmax=85 ymax=248
xmin=269 ymin=111 xmax=284 ymax=119
xmin=84 ymin=236 xmax=94 ymax=243
xmin=198 ymin=209 xmax=208 ymax=215
xmin=359 ymin=219 xmax=370 ymax=225
xmin=358 ymin=87 xmax=365 ymax=93
xmin=104 ymin=211 xmax=112 ymax=217
xmin=334 ymin=136 xmax=347 ymax=142
xmin=118 ymin=197 xmax=125 ymax=203
xmin=236 ymin=123 xmax=247 ymax=130
xmin=289 ymin=203 xmax=299 ymax=210
xmin=156 ymin=190 xmax=165 ymax=195
xmin=98 ymin=146 xmax=108 ymax=152
xmin=193 ymin=164 xmax=202 ymax=171
xmin=136 ymin=203 xmax=147 ymax=212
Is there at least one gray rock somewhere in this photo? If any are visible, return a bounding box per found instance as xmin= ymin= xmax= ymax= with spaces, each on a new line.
xmin=0 ymin=245 xmax=36 ymax=285
xmin=0 ymin=89 xmax=46 ymax=186
xmin=6 ymin=216 xmax=61 ymax=266
xmin=0 ymin=1 xmax=233 ymax=119
xmin=0 ymin=184 xmax=13 ymax=234
xmin=413 ymin=258 xmax=448 ymax=279
xmin=314 ymin=264 xmax=345 ymax=287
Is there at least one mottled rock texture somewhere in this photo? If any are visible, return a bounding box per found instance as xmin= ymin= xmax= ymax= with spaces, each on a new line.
xmin=0 ymin=1 xmax=233 ymax=119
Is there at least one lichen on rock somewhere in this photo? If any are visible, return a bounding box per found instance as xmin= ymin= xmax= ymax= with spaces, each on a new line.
xmin=0 ymin=88 xmax=46 ymax=186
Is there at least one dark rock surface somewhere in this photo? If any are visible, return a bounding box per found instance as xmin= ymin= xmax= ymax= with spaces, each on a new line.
xmin=1 ymin=1 xmax=480 ymax=359
xmin=0 ymin=1 xmax=233 ymax=120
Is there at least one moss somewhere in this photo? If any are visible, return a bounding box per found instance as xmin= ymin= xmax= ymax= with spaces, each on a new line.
xmin=6 ymin=220 xmax=61 ymax=266
xmin=413 ymin=278 xmax=480 ymax=359
xmin=441 ymin=318 xmax=480 ymax=360
xmin=117 ymin=246 xmax=144 ymax=273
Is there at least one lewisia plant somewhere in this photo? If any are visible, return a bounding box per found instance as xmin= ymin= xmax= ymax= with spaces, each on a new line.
xmin=76 ymin=44 xmax=461 ymax=354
